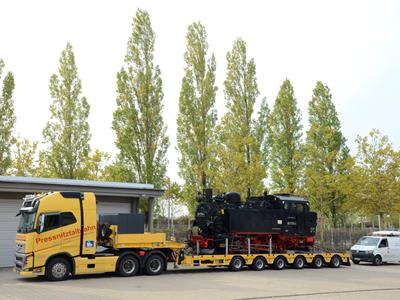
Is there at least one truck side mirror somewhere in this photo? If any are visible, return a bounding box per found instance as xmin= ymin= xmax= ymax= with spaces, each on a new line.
xmin=36 ymin=214 xmax=45 ymax=233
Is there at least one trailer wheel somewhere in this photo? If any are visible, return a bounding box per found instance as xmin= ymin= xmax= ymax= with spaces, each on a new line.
xmin=330 ymin=255 xmax=341 ymax=268
xmin=45 ymin=257 xmax=71 ymax=281
xmin=373 ymin=255 xmax=382 ymax=266
xmin=229 ymin=256 xmax=244 ymax=271
xmin=117 ymin=255 xmax=140 ymax=277
xmin=273 ymin=256 xmax=286 ymax=270
xmin=251 ymin=256 xmax=266 ymax=271
xmin=293 ymin=256 xmax=305 ymax=269
xmin=144 ymin=254 xmax=165 ymax=275
xmin=312 ymin=256 xmax=324 ymax=268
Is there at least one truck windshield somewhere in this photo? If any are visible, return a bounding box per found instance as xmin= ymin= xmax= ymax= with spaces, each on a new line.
xmin=355 ymin=236 xmax=380 ymax=246
xmin=17 ymin=212 xmax=37 ymax=233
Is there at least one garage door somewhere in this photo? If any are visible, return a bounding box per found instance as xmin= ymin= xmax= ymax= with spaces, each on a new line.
xmin=0 ymin=199 xmax=21 ymax=267
xmin=97 ymin=201 xmax=132 ymax=215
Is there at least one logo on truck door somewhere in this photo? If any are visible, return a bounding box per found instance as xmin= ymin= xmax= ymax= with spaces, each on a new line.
xmin=85 ymin=240 xmax=94 ymax=248
xmin=35 ymin=225 xmax=96 ymax=244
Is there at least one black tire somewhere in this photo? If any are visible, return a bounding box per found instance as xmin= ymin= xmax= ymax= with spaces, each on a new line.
xmin=144 ymin=254 xmax=165 ymax=275
xmin=330 ymin=255 xmax=341 ymax=268
xmin=99 ymin=223 xmax=112 ymax=240
xmin=373 ymin=255 xmax=382 ymax=266
xmin=117 ymin=255 xmax=140 ymax=277
xmin=251 ymin=256 xmax=266 ymax=271
xmin=293 ymin=256 xmax=306 ymax=269
xmin=229 ymin=256 xmax=244 ymax=271
xmin=352 ymin=260 xmax=360 ymax=265
xmin=45 ymin=257 xmax=71 ymax=281
xmin=312 ymin=256 xmax=324 ymax=268
xmin=273 ymin=256 xmax=286 ymax=270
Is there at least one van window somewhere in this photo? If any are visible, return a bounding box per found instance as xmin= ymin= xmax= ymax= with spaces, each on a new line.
xmin=379 ymin=239 xmax=388 ymax=248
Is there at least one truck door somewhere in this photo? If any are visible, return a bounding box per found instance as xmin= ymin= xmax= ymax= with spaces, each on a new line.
xmin=377 ymin=238 xmax=389 ymax=262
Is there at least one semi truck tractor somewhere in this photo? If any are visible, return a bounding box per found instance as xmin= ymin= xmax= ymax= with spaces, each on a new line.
xmin=15 ymin=191 xmax=350 ymax=281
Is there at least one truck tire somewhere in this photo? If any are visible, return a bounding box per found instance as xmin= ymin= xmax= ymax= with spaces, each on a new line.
xmin=273 ymin=256 xmax=286 ymax=270
xmin=251 ymin=256 xmax=266 ymax=271
xmin=293 ymin=256 xmax=306 ymax=269
xmin=99 ymin=223 xmax=112 ymax=240
xmin=45 ymin=257 xmax=71 ymax=281
xmin=312 ymin=256 xmax=324 ymax=268
xmin=144 ymin=254 xmax=165 ymax=275
xmin=373 ymin=255 xmax=382 ymax=266
xmin=330 ymin=255 xmax=341 ymax=268
xmin=229 ymin=256 xmax=244 ymax=271
xmin=117 ymin=255 xmax=140 ymax=277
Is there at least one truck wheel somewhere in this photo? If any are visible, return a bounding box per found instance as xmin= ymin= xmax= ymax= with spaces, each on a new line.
xmin=330 ymin=255 xmax=341 ymax=268
xmin=293 ymin=256 xmax=305 ymax=269
xmin=251 ymin=256 xmax=266 ymax=271
xmin=312 ymin=256 xmax=324 ymax=268
xmin=229 ymin=256 xmax=244 ymax=271
xmin=117 ymin=255 xmax=140 ymax=277
xmin=273 ymin=256 xmax=286 ymax=270
xmin=45 ymin=257 xmax=71 ymax=281
xmin=144 ymin=254 xmax=165 ymax=275
xmin=373 ymin=255 xmax=382 ymax=266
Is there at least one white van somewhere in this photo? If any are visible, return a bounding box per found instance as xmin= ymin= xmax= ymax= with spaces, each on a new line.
xmin=351 ymin=231 xmax=400 ymax=265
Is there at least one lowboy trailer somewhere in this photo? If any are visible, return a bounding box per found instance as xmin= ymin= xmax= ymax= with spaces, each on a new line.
xmin=14 ymin=192 xmax=350 ymax=281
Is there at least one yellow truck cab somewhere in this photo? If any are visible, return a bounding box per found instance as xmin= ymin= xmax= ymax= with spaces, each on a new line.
xmin=15 ymin=192 xmax=184 ymax=281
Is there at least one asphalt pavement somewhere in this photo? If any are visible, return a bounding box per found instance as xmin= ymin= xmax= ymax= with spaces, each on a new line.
xmin=1 ymin=263 xmax=400 ymax=300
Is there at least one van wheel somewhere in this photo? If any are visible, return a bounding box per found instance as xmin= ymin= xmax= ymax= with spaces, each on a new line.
xmin=251 ymin=257 xmax=266 ymax=271
xmin=145 ymin=254 xmax=165 ymax=275
xmin=352 ymin=260 xmax=360 ymax=265
xmin=373 ymin=255 xmax=382 ymax=266
xmin=45 ymin=257 xmax=71 ymax=281
xmin=117 ymin=255 xmax=140 ymax=277
xmin=330 ymin=255 xmax=341 ymax=268
xmin=273 ymin=256 xmax=286 ymax=270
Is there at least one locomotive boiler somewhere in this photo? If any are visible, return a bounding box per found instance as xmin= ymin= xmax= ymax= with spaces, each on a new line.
xmin=190 ymin=189 xmax=317 ymax=254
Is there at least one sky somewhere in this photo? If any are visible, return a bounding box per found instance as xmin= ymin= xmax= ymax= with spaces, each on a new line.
xmin=0 ymin=0 xmax=399 ymax=183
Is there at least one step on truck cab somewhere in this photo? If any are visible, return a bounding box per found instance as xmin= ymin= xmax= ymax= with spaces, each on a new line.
xmin=351 ymin=231 xmax=400 ymax=265
xmin=15 ymin=192 xmax=184 ymax=281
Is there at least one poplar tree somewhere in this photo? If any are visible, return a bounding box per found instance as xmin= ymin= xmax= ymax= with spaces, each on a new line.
xmin=177 ymin=22 xmax=217 ymax=209
xmin=354 ymin=130 xmax=400 ymax=226
xmin=11 ymin=137 xmax=38 ymax=177
xmin=305 ymin=81 xmax=351 ymax=227
xmin=214 ymin=39 xmax=267 ymax=198
xmin=42 ymin=43 xmax=91 ymax=179
xmin=269 ymin=79 xmax=303 ymax=193
xmin=112 ymin=9 xmax=169 ymax=188
xmin=0 ymin=59 xmax=16 ymax=175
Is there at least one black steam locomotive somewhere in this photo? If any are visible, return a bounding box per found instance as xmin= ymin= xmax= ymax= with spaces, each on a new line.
xmin=190 ymin=189 xmax=317 ymax=254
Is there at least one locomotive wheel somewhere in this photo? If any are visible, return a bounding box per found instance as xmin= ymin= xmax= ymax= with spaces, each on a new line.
xmin=312 ymin=256 xmax=324 ymax=268
xmin=229 ymin=256 xmax=244 ymax=271
xmin=273 ymin=256 xmax=286 ymax=270
xmin=330 ymin=255 xmax=341 ymax=268
xmin=251 ymin=256 xmax=266 ymax=271
xmin=293 ymin=256 xmax=306 ymax=269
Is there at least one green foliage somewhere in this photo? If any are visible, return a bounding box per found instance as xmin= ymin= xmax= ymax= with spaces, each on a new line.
xmin=112 ymin=9 xmax=169 ymax=189
xmin=304 ymin=81 xmax=352 ymax=227
xmin=42 ymin=43 xmax=91 ymax=179
xmin=10 ymin=137 xmax=38 ymax=176
xmin=213 ymin=39 xmax=267 ymax=198
xmin=177 ymin=22 xmax=217 ymax=209
xmin=84 ymin=149 xmax=110 ymax=180
xmin=353 ymin=129 xmax=400 ymax=224
xmin=0 ymin=59 xmax=16 ymax=174
xmin=269 ymin=79 xmax=303 ymax=193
